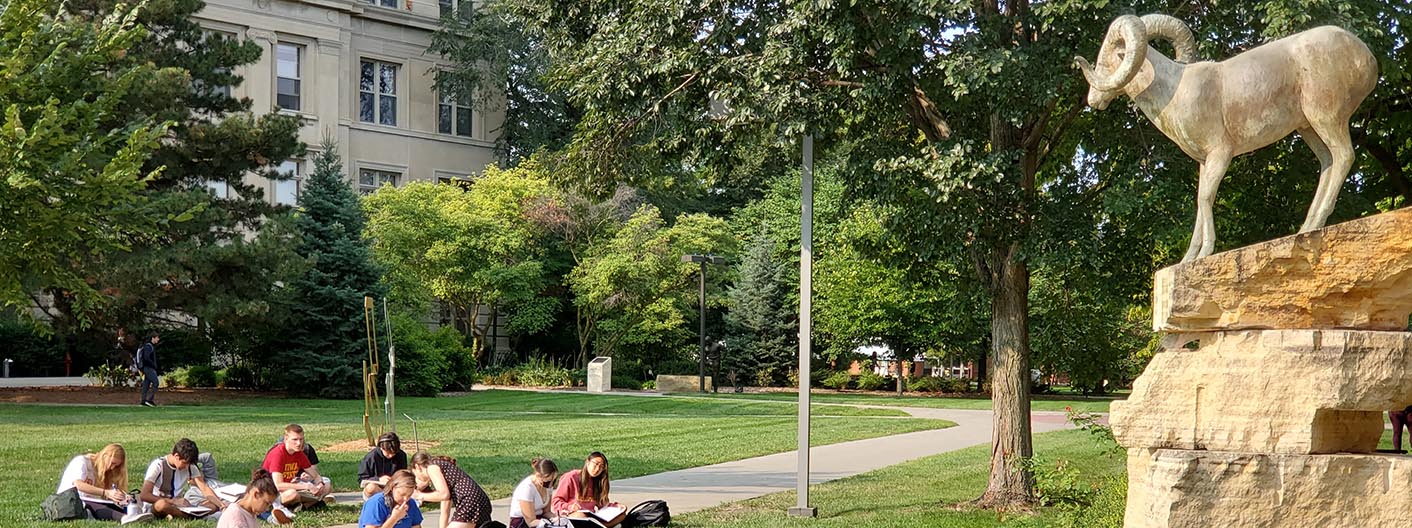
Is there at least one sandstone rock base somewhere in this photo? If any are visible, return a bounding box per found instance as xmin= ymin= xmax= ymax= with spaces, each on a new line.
xmin=1125 ymin=449 xmax=1412 ymax=528
xmin=1152 ymin=207 xmax=1412 ymax=333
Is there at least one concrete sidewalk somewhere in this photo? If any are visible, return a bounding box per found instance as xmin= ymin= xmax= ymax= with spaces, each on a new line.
xmin=0 ymin=376 xmax=89 ymax=388
xmin=329 ymin=405 xmax=1071 ymax=527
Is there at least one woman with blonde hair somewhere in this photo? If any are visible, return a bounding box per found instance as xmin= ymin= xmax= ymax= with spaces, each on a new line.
xmin=56 ymin=443 xmax=130 ymax=521
xmin=359 ymin=470 xmax=423 ymax=528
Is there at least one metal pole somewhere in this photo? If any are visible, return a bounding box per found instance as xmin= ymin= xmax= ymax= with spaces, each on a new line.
xmin=384 ymin=298 xmax=395 ymax=433
xmin=789 ymin=134 xmax=817 ymax=518
xmin=699 ymin=261 xmax=707 ymax=393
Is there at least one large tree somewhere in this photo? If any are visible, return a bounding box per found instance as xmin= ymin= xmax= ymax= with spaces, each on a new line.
xmin=265 ymin=141 xmax=384 ymax=398
xmin=0 ymin=1 xmax=168 ymax=323
xmin=35 ymin=0 xmax=306 ymax=370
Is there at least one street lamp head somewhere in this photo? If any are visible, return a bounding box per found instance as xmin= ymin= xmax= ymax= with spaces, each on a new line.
xmin=682 ymin=254 xmax=704 ymax=263
xmin=682 ymin=254 xmax=727 ymax=265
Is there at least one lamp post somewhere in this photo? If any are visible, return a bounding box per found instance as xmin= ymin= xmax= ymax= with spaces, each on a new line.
xmin=788 ymin=134 xmax=818 ymax=518
xmin=682 ymin=254 xmax=726 ymax=392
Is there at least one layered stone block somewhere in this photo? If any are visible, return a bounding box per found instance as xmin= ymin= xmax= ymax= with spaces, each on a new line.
xmin=1152 ymin=207 xmax=1412 ymax=333
xmin=1111 ymin=329 xmax=1412 ymax=454
xmin=1125 ymin=449 xmax=1412 ymax=527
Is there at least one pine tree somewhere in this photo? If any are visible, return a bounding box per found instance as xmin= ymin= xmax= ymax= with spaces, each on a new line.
xmin=36 ymin=1 xmax=305 ymax=372
xmin=270 ymin=140 xmax=385 ymax=398
xmin=723 ymin=233 xmax=797 ymax=386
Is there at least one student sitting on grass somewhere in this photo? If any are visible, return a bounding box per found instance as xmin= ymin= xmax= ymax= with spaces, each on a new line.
xmin=509 ymin=458 xmax=559 ymax=528
xmin=217 ymin=468 xmax=279 ymax=528
xmin=141 ymin=438 xmax=228 ymax=519
xmin=359 ymin=432 xmax=409 ymax=498
xmin=552 ymin=452 xmax=624 ymax=527
xmin=56 ymin=443 xmax=131 ymax=521
xmin=360 ymin=470 xmax=423 ymax=528
xmin=410 ymin=451 xmax=493 ymax=528
xmin=262 ymin=423 xmax=333 ymax=510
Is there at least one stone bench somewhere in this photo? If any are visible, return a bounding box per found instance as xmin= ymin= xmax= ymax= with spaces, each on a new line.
xmin=656 ymin=374 xmax=711 ymax=393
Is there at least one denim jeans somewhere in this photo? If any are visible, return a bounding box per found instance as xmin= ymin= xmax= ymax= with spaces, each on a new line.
xmin=140 ymin=367 xmax=159 ymax=404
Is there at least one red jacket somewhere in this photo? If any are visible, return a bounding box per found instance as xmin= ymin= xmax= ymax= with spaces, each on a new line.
xmin=551 ymin=469 xmax=609 ymax=516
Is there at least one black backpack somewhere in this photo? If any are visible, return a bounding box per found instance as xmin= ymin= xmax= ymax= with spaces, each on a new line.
xmin=623 ymin=500 xmax=670 ymax=527
xmin=41 ymin=487 xmax=86 ymax=521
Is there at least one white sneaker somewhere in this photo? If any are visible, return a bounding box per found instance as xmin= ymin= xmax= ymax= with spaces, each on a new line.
xmin=270 ymin=502 xmax=295 ymax=525
xmin=120 ymin=512 xmax=153 ymax=524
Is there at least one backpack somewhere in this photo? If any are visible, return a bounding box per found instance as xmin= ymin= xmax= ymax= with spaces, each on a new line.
xmin=623 ymin=500 xmax=670 ymax=527
xmin=41 ymin=487 xmax=86 ymax=521
xmin=129 ymin=346 xmax=143 ymax=375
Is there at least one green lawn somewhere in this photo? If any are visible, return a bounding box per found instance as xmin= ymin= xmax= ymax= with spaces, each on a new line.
xmin=678 ymin=391 xmax=1124 ymax=413
xmin=2 ymin=390 xmax=950 ymax=526
xmin=675 ymin=428 xmax=1127 ymax=528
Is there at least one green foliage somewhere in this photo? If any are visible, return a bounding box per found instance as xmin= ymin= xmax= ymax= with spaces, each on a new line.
xmin=1054 ymin=475 xmax=1126 ymax=528
xmin=0 ymin=0 xmax=169 ymax=323
xmin=513 ymin=357 xmax=574 ymax=387
xmin=723 ymin=233 xmax=797 ymax=390
xmin=822 ymin=371 xmax=853 ymax=391
xmin=84 ymin=364 xmax=137 ymax=388
xmin=387 ymin=316 xmax=449 ymax=397
xmin=166 ymin=364 xmax=217 ymax=388
xmin=907 ymin=376 xmax=971 ymax=394
xmin=0 ymin=319 xmax=62 ymax=376
xmin=364 ymin=160 xmax=556 ymax=364
xmin=640 ymin=380 xmax=656 ymax=391
xmin=266 ymin=140 xmax=384 ymax=398
xmin=1027 ymin=458 xmax=1098 ymax=510
xmin=855 ymin=371 xmax=887 ymax=392
xmin=568 ymin=205 xmax=737 ymax=366
xmin=219 ymin=363 xmax=263 ymax=389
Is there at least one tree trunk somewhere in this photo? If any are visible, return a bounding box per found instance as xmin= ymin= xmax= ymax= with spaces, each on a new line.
xmin=896 ymin=347 xmax=905 ymax=396
xmin=978 ymin=249 xmax=1034 ymax=507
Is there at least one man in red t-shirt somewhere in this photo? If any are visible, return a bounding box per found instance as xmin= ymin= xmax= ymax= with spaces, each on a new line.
xmin=262 ymin=423 xmax=332 ymax=509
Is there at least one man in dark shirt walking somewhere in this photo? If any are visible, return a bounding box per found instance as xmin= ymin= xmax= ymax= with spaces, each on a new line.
xmin=137 ymin=333 xmax=160 ymax=406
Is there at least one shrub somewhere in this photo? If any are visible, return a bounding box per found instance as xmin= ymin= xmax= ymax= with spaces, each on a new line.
xmin=222 ymin=363 xmax=262 ymax=389
xmin=514 ymin=357 xmax=572 ymax=387
xmin=753 ymin=368 xmax=776 ymax=387
xmin=164 ymin=366 xmax=191 ymax=387
xmin=1028 ymin=457 xmax=1096 ymax=510
xmin=84 ymin=364 xmax=137 ymax=388
xmin=855 ymin=370 xmax=886 ymax=391
xmin=0 ymin=320 xmax=62 ymax=376
xmin=640 ymin=380 xmax=656 ymax=391
xmin=822 ymin=371 xmax=852 ymax=391
xmin=908 ymin=376 xmax=942 ymax=393
xmin=480 ymin=369 xmax=516 ymax=386
xmin=185 ymin=365 xmax=218 ymax=388
xmin=1056 ymin=475 xmax=1126 ymax=528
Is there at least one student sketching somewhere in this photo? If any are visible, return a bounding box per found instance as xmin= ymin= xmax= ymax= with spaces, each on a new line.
xmin=217 ymin=468 xmax=279 ymax=528
xmin=140 ymin=438 xmax=227 ymax=519
xmin=552 ymin=452 xmax=624 ymax=528
xmin=410 ymin=452 xmax=492 ymax=528
xmin=359 ymin=432 xmax=410 ymax=498
xmin=360 ymin=470 xmax=423 ymax=528
xmin=56 ymin=443 xmax=131 ymax=521
xmin=509 ymin=458 xmax=559 ymax=528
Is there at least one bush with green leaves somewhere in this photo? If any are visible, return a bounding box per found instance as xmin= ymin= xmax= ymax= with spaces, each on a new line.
xmin=822 ymin=371 xmax=852 ymax=391
xmin=84 ymin=364 xmax=136 ymax=388
xmin=855 ymin=371 xmax=887 ymax=391
xmin=1055 ymin=475 xmax=1125 ymax=528
xmin=1027 ymin=457 xmax=1097 ymax=510
xmin=514 ymin=357 xmax=573 ymax=387
xmin=0 ymin=320 xmax=61 ymax=377
xmin=220 ymin=364 xmax=262 ymax=389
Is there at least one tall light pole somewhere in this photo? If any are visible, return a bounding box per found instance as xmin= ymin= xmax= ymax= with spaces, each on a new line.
xmin=788 ymin=134 xmax=817 ymax=518
xmin=682 ymin=253 xmax=726 ymax=392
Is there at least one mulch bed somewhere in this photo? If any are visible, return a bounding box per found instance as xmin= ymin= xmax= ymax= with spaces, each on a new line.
xmin=0 ymin=385 xmax=284 ymax=405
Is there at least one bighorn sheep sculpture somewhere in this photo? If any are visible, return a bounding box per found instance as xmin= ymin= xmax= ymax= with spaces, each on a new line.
xmin=1075 ymin=14 xmax=1377 ymax=262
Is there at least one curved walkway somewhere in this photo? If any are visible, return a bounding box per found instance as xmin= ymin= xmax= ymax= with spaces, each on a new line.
xmin=329 ymin=393 xmax=1073 ymax=527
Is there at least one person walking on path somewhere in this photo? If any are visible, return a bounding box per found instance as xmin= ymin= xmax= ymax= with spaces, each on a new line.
xmin=136 ymin=333 xmax=160 ymax=407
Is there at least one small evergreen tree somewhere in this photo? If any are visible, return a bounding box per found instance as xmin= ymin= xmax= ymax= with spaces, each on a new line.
xmin=723 ymin=233 xmax=797 ymax=386
xmin=269 ymin=140 xmax=385 ymax=398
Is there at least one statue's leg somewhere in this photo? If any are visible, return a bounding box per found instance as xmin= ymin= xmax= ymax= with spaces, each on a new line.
xmin=1183 ymin=153 xmax=1232 ymax=263
xmin=1300 ymin=122 xmax=1353 ymax=232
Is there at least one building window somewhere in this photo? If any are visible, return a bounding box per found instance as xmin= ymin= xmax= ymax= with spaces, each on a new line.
xmin=438 ymin=91 xmax=472 ymax=137
xmin=274 ymin=160 xmax=300 ymax=205
xmin=360 ymin=60 xmax=398 ymax=126
xmin=367 ymin=0 xmax=398 ymax=7
xmin=359 ymin=168 xmax=399 ymax=194
xmin=205 ymin=180 xmax=229 ymax=199
xmin=276 ymin=43 xmax=302 ymax=111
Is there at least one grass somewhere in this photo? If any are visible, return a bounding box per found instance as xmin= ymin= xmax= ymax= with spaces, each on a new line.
xmin=679 ymin=390 xmax=1125 ymax=413
xmin=674 ymin=428 xmax=1127 ymax=528
xmin=2 ymin=390 xmax=950 ymax=526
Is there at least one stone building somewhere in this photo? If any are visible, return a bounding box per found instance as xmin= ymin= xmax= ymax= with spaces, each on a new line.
xmin=196 ymin=0 xmax=501 ymax=203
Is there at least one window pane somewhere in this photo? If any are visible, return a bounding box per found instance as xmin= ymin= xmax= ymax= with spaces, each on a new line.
xmin=274 ymin=179 xmax=298 ymax=205
xmin=438 ymin=104 xmax=452 ymax=134
xmin=276 ymin=44 xmax=299 ymax=79
xmin=206 ymin=180 xmax=228 ymax=199
xmin=276 ymin=161 xmax=298 ymax=177
xmin=456 ymin=107 xmax=471 ymax=137
xmin=359 ymin=170 xmax=376 ymax=187
xmin=380 ymin=95 xmax=396 ymax=126
xmin=381 ymin=172 xmax=398 ymax=186
xmin=359 ymin=93 xmax=375 ymax=122
xmin=360 ymin=61 xmax=375 ymax=93
xmin=277 ymin=78 xmax=300 ymax=110
xmin=380 ymin=64 xmax=397 ymax=94
xmin=380 ymin=0 xmax=397 ymax=6
xmin=439 ymin=0 xmax=452 ymax=17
